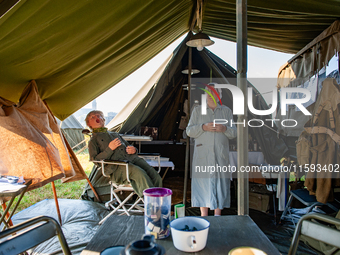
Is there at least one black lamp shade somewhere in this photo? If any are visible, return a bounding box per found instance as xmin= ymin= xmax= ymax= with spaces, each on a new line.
xmin=186 ymin=32 xmax=214 ymax=51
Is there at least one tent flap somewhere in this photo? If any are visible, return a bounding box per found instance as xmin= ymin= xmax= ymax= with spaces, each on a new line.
xmin=278 ymin=20 xmax=340 ymax=88
xmin=0 ymin=81 xmax=86 ymax=189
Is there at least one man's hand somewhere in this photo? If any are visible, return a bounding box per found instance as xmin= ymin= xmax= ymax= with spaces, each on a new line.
xmin=126 ymin=146 xmax=137 ymax=154
xmin=108 ymin=138 xmax=122 ymax=150
xmin=202 ymin=122 xmax=215 ymax=132
xmin=214 ymin=124 xmax=227 ymax=132
xmin=202 ymin=122 xmax=227 ymax=132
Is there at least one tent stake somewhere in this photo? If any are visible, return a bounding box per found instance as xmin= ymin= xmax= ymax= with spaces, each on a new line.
xmin=51 ymin=181 xmax=62 ymax=225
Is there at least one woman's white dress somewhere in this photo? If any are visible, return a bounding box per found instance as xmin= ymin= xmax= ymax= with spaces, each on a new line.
xmin=186 ymin=104 xmax=237 ymax=209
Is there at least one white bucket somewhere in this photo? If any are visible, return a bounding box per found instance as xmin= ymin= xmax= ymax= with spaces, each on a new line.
xmin=170 ymin=217 xmax=210 ymax=252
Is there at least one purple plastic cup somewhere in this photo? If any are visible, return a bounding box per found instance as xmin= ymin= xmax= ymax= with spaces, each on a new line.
xmin=143 ymin=188 xmax=172 ymax=239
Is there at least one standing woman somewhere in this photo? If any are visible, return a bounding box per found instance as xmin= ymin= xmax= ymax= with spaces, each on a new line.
xmin=186 ymin=84 xmax=236 ymax=216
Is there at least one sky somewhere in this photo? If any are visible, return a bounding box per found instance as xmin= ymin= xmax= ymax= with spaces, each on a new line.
xmin=80 ymin=35 xmax=295 ymax=116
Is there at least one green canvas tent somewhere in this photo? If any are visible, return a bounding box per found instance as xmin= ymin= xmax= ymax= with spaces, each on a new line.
xmin=1 ymin=0 xmax=339 ymax=214
xmin=0 ymin=0 xmax=339 ymax=120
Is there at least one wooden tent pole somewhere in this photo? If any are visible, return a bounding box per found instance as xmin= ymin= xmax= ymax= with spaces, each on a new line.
xmin=41 ymin=99 xmax=63 ymax=225
xmin=51 ymin=181 xmax=62 ymax=225
xmin=42 ymin=99 xmax=102 ymax=203
xmin=60 ymin=132 xmax=102 ymax=203
xmin=85 ymin=176 xmax=101 ymax=202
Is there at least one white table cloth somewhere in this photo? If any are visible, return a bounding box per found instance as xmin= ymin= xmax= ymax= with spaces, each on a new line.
xmin=228 ymin=151 xmax=265 ymax=168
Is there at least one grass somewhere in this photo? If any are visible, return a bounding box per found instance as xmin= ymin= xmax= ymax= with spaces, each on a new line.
xmin=2 ymin=151 xmax=94 ymax=214
xmin=3 ymin=155 xmax=306 ymax=215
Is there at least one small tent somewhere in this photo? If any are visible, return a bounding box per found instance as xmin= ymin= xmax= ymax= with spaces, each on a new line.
xmin=57 ymin=115 xmax=86 ymax=151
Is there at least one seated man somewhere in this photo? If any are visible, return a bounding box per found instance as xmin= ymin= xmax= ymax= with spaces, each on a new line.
xmin=85 ymin=110 xmax=162 ymax=197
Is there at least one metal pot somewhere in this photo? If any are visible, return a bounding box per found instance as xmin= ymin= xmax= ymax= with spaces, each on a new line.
xmin=122 ymin=235 xmax=165 ymax=255
xmin=100 ymin=235 xmax=165 ymax=255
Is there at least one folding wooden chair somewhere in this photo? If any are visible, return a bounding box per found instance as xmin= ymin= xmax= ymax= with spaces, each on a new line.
xmin=92 ymin=159 xmax=145 ymax=225
xmin=288 ymin=213 xmax=340 ymax=255
xmin=0 ymin=215 xmax=71 ymax=255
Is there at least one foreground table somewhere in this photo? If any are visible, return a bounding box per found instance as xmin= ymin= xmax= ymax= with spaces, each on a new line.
xmin=81 ymin=215 xmax=280 ymax=255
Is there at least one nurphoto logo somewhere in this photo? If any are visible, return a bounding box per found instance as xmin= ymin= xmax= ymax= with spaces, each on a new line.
xmin=200 ymin=84 xmax=312 ymax=128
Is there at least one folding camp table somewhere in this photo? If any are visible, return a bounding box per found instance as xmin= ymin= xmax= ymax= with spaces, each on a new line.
xmin=121 ymin=135 xmax=152 ymax=152
xmin=144 ymin=159 xmax=175 ymax=180
xmin=0 ymin=178 xmax=32 ymax=231
xmin=121 ymin=135 xmax=175 ymax=179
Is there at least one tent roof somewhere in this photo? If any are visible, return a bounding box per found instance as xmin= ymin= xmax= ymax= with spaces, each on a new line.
xmin=0 ymin=0 xmax=339 ymax=120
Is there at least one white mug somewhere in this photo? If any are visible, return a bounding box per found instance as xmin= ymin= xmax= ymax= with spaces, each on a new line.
xmin=170 ymin=217 xmax=210 ymax=252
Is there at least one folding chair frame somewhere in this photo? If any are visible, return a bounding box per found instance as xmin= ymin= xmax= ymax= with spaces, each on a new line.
xmin=92 ymin=160 xmax=145 ymax=225
xmin=0 ymin=215 xmax=71 ymax=255
xmin=288 ymin=213 xmax=340 ymax=255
